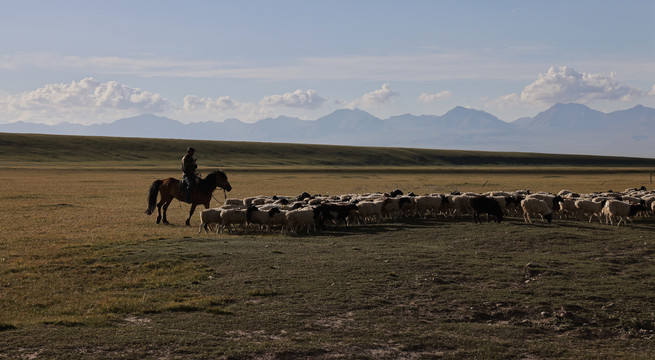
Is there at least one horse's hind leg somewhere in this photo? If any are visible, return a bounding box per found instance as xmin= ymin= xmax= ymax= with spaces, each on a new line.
xmin=156 ymin=201 xmax=163 ymax=224
xmin=162 ymin=199 xmax=172 ymax=224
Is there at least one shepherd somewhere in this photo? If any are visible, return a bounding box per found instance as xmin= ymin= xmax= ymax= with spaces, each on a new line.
xmin=182 ymin=147 xmax=198 ymax=202
xmin=145 ymin=150 xmax=232 ymax=225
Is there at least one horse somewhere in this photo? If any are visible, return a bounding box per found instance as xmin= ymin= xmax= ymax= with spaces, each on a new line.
xmin=145 ymin=170 xmax=232 ymax=226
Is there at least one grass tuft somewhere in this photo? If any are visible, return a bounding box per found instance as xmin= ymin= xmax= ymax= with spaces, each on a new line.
xmin=0 ymin=324 xmax=17 ymax=332
xmin=247 ymin=289 xmax=280 ymax=297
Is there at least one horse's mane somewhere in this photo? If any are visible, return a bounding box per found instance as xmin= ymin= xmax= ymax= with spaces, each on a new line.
xmin=197 ymin=170 xmax=224 ymax=193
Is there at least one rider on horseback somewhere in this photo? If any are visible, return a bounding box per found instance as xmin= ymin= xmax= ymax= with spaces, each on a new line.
xmin=182 ymin=147 xmax=198 ymax=203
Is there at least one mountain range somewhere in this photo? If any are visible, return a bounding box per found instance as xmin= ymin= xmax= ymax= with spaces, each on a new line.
xmin=2 ymin=103 xmax=654 ymax=158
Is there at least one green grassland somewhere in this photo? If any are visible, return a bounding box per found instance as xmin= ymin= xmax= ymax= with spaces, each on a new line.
xmin=1 ymin=133 xmax=655 ymax=359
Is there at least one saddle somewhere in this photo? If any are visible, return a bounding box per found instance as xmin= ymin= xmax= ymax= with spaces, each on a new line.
xmin=179 ymin=175 xmax=200 ymax=196
xmin=179 ymin=176 xmax=193 ymax=189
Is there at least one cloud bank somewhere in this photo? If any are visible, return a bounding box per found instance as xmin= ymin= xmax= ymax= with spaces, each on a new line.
xmin=259 ymin=89 xmax=326 ymax=109
xmin=0 ymin=78 xmax=171 ymax=124
xmin=180 ymin=94 xmax=271 ymax=123
xmin=521 ymin=66 xmax=642 ymax=104
xmin=1 ymin=66 xmax=650 ymax=126
xmin=347 ymin=84 xmax=399 ymax=109
xmin=183 ymin=95 xmax=239 ymax=111
xmin=418 ymin=90 xmax=453 ymax=103
xmin=487 ymin=66 xmax=646 ymax=113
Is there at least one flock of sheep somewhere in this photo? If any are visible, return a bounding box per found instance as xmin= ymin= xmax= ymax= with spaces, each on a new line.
xmin=198 ymin=187 xmax=655 ymax=235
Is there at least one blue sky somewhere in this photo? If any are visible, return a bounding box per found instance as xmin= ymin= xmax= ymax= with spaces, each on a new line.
xmin=1 ymin=0 xmax=653 ymax=125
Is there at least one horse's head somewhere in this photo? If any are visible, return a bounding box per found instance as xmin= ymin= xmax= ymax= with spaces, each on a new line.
xmin=213 ymin=170 xmax=232 ymax=192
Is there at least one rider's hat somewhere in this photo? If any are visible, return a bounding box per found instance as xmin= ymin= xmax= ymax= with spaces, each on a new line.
xmin=187 ymin=147 xmax=196 ymax=153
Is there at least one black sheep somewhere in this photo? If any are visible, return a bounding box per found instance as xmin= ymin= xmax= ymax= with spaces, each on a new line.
xmin=470 ymin=196 xmax=504 ymax=223
xmin=313 ymin=203 xmax=358 ymax=228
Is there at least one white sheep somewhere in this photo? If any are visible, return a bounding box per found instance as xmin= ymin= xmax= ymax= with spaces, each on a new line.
xmin=246 ymin=206 xmax=281 ymax=232
xmin=307 ymin=198 xmax=325 ymax=206
xmin=198 ymin=208 xmax=222 ymax=234
xmin=521 ymin=198 xmax=553 ymax=224
xmin=243 ymin=197 xmax=257 ymax=206
xmin=415 ymin=195 xmax=443 ymax=218
xmin=224 ymin=198 xmax=243 ymax=206
xmin=355 ymin=201 xmax=383 ymax=224
xmin=602 ymin=200 xmax=645 ymax=226
xmin=644 ymin=195 xmax=655 ymax=213
xmin=592 ymin=196 xmax=611 ymax=205
xmin=218 ymin=204 xmax=246 ymax=210
xmin=486 ymin=191 xmax=512 ymax=197
xmin=251 ymin=197 xmax=268 ymax=206
xmin=284 ymin=207 xmax=316 ymax=235
xmin=526 ymin=193 xmax=563 ymax=212
xmin=621 ymin=196 xmax=642 ymax=205
xmin=557 ymin=189 xmax=580 ymax=198
xmin=558 ymin=198 xmax=580 ymax=220
xmin=257 ymin=203 xmax=278 ymax=211
xmin=574 ymin=199 xmax=605 ymax=223
xmin=219 ymin=208 xmax=248 ymax=233
xmin=451 ymin=195 xmax=474 ymax=218
xmin=269 ymin=209 xmax=288 ymax=232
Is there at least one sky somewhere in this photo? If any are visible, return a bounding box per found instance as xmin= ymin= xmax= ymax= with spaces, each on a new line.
xmin=0 ymin=0 xmax=654 ymax=125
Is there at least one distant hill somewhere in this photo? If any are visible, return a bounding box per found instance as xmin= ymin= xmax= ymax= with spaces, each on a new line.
xmin=1 ymin=103 xmax=654 ymax=158
xmin=2 ymin=132 xmax=655 ymax=169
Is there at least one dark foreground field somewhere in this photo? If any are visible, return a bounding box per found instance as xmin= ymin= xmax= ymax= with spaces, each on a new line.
xmin=2 ymin=133 xmax=655 ymax=359
xmin=2 ymin=217 xmax=655 ymax=359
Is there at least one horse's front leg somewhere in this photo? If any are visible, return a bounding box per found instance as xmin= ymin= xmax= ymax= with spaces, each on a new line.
xmin=185 ymin=203 xmax=198 ymax=226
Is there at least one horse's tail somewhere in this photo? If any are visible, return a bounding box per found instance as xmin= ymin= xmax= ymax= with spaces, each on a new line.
xmin=145 ymin=180 xmax=163 ymax=215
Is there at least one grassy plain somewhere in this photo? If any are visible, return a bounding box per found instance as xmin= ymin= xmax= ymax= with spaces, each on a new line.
xmin=1 ymin=133 xmax=655 ymax=359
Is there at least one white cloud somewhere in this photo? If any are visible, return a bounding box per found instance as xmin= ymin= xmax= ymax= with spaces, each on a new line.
xmin=179 ymin=94 xmax=272 ymax=123
xmin=348 ymin=83 xmax=399 ymax=109
xmin=418 ymin=90 xmax=453 ymax=103
xmin=0 ymin=78 xmax=172 ymax=124
xmin=520 ymin=66 xmax=643 ymax=105
xmin=649 ymin=84 xmax=655 ymax=96
xmin=7 ymin=78 xmax=170 ymax=111
xmin=183 ymin=95 xmax=238 ymax=111
xmin=259 ymin=89 xmax=326 ymax=109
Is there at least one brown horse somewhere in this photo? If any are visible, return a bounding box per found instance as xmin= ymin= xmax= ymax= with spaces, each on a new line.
xmin=145 ymin=170 xmax=232 ymax=226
